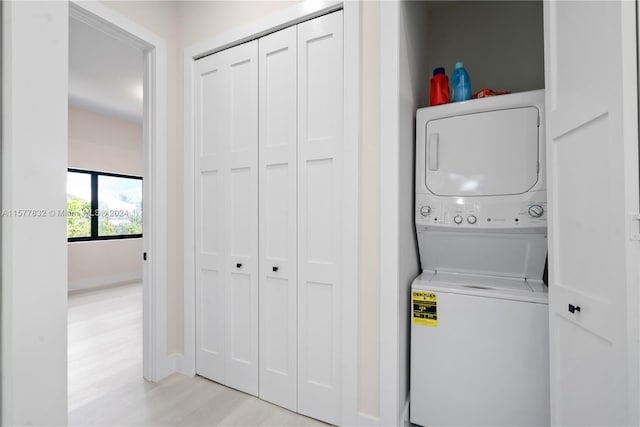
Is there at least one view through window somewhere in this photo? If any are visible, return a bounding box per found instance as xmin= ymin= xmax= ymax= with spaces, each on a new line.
xmin=67 ymin=169 xmax=143 ymax=240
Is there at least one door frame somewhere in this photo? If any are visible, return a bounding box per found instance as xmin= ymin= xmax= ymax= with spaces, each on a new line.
xmin=69 ymin=0 xmax=171 ymax=382
xmin=379 ymin=2 xmax=406 ymax=425
xmin=181 ymin=1 xmax=360 ymax=424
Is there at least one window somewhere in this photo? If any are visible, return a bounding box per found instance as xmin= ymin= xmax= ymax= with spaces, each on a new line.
xmin=67 ymin=169 xmax=143 ymax=241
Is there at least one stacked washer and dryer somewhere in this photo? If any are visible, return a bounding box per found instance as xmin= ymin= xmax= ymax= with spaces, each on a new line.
xmin=410 ymin=90 xmax=550 ymax=426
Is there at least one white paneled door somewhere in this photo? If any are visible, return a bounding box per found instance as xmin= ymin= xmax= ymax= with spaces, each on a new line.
xmin=194 ymin=11 xmax=343 ymax=425
xmin=194 ymin=50 xmax=227 ymax=385
xmin=258 ymin=25 xmax=298 ymax=412
xmin=195 ymin=40 xmax=259 ymax=397
xmin=544 ymin=1 xmax=639 ymax=425
xmin=297 ymin=11 xmax=343 ymax=425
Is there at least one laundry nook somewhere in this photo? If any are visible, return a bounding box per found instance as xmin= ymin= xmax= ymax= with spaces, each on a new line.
xmin=410 ymin=90 xmax=550 ymax=426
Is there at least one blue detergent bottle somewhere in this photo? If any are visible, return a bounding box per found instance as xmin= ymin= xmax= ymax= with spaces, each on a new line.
xmin=451 ymin=62 xmax=471 ymax=102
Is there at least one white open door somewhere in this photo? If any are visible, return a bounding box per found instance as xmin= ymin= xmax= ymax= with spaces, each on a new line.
xmin=544 ymin=1 xmax=640 ymax=425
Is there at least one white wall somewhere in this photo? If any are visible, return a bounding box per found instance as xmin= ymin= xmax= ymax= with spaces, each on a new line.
xmin=68 ymin=106 xmax=143 ymax=175
xmin=176 ymin=1 xmax=299 ymax=48
xmin=358 ymin=0 xmax=381 ymax=419
xmin=67 ymin=106 xmax=143 ymax=291
xmin=425 ymin=1 xmax=544 ymax=100
xmin=2 ymin=1 xmax=69 ymax=424
xmin=68 ymin=239 xmax=142 ymax=291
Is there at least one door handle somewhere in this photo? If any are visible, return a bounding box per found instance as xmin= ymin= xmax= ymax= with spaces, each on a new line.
xmin=236 ymin=263 xmax=242 ymax=269
xmin=568 ymin=304 xmax=581 ymax=314
xmin=272 ymin=266 xmax=278 ymax=272
xmin=428 ymin=133 xmax=439 ymax=171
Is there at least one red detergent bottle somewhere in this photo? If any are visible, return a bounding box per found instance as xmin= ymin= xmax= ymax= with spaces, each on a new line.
xmin=430 ymin=67 xmax=450 ymax=106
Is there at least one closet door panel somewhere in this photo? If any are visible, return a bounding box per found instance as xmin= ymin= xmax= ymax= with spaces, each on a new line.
xmin=258 ymin=26 xmax=298 ymax=412
xmin=224 ymin=40 xmax=259 ymax=397
xmin=195 ymin=53 xmax=228 ymax=383
xmin=228 ymin=272 xmax=252 ymax=360
xmin=305 ymin=159 xmax=334 ymax=264
xmin=230 ymin=58 xmax=257 ymax=154
xmin=296 ymin=11 xmax=343 ymax=425
xmin=545 ymin=2 xmax=639 ymax=424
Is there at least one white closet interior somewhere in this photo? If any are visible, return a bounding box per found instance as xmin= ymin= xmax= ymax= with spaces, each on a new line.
xmin=396 ymin=1 xmax=640 ymax=424
xmin=193 ymin=11 xmax=343 ymax=425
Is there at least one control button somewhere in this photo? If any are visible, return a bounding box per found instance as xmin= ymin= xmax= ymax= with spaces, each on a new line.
xmin=453 ymin=215 xmax=463 ymax=224
xmin=467 ymin=215 xmax=477 ymax=224
xmin=420 ymin=206 xmax=432 ymax=217
xmin=528 ymin=204 xmax=544 ymax=218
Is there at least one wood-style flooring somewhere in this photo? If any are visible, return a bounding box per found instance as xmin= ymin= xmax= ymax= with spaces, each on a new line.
xmin=68 ymin=282 xmax=327 ymax=426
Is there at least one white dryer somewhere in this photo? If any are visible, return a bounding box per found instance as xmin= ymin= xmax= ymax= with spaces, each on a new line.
xmin=410 ymin=90 xmax=550 ymax=427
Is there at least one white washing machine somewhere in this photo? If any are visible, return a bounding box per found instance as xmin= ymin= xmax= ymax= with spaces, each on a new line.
xmin=410 ymin=90 xmax=550 ymax=427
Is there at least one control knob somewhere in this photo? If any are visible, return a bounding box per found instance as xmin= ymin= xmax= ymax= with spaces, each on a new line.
xmin=467 ymin=215 xmax=477 ymax=224
xmin=528 ymin=204 xmax=544 ymax=218
xmin=453 ymin=215 xmax=463 ymax=224
xmin=420 ymin=206 xmax=432 ymax=217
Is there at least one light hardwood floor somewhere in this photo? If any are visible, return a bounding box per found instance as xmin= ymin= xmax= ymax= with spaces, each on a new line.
xmin=68 ymin=283 xmax=328 ymax=426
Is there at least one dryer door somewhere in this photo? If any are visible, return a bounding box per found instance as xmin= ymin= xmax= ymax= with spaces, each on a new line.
xmin=425 ymin=106 xmax=540 ymax=196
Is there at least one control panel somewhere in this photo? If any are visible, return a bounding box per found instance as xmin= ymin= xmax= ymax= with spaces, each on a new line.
xmin=415 ymin=193 xmax=547 ymax=229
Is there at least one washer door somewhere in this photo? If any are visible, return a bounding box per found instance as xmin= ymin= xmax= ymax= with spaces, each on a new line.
xmin=425 ymin=106 xmax=540 ymax=196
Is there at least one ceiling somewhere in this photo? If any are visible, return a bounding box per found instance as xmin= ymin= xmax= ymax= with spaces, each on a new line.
xmin=69 ymin=17 xmax=144 ymax=123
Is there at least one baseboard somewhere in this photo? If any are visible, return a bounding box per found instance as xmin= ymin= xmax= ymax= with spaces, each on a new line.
xmin=175 ymin=352 xmax=196 ymax=376
xmin=68 ymin=271 xmax=142 ymax=292
xmin=146 ymin=352 xmax=178 ymax=383
xmin=157 ymin=352 xmax=178 ymax=381
xmin=357 ymin=412 xmax=381 ymax=425
xmin=402 ymin=393 xmax=410 ymax=426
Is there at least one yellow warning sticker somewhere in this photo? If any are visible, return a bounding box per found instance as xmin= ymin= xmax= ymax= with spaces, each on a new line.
xmin=413 ymin=291 xmax=438 ymax=327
